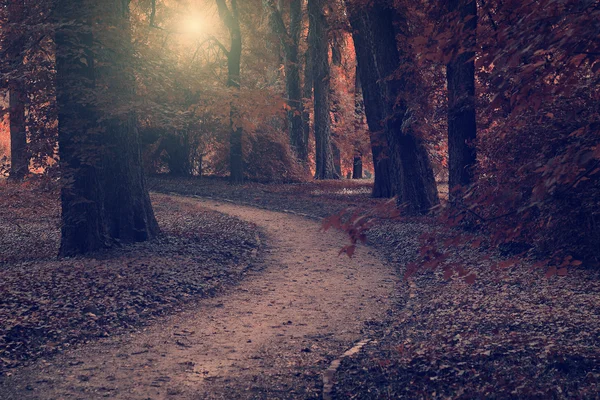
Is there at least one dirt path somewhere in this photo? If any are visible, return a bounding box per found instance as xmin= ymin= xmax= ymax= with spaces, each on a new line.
xmin=1 ymin=197 xmax=397 ymax=399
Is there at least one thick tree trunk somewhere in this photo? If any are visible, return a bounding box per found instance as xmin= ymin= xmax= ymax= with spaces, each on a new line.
xmin=348 ymin=2 xmax=438 ymax=213
xmin=7 ymin=0 xmax=28 ymax=181
xmin=55 ymin=0 xmax=158 ymax=256
xmin=217 ymin=0 xmax=244 ymax=184
xmin=308 ymin=0 xmax=338 ymax=180
xmin=349 ymin=10 xmax=393 ymax=198
xmin=447 ymin=0 xmax=477 ymax=199
xmin=55 ymin=3 xmax=105 ymax=255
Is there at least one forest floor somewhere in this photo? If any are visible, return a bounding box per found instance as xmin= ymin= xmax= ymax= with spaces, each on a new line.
xmin=1 ymin=176 xmax=600 ymax=399
xmin=0 ymin=180 xmax=398 ymax=399
xmin=151 ymin=176 xmax=600 ymax=398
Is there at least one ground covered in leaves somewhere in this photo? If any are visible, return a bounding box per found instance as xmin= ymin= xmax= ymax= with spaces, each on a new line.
xmin=0 ymin=182 xmax=262 ymax=374
xmin=334 ymin=220 xmax=600 ymax=399
xmin=153 ymin=176 xmax=600 ymax=399
xmin=2 ymin=177 xmax=600 ymax=398
xmin=148 ymin=175 xmax=379 ymax=219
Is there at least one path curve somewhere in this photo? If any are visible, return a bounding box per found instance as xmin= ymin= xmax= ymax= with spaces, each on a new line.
xmin=1 ymin=197 xmax=397 ymax=399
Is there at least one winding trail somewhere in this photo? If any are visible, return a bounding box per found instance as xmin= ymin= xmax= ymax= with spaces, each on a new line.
xmin=1 ymin=197 xmax=397 ymax=399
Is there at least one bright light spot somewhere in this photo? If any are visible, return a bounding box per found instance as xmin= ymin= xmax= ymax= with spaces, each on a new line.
xmin=182 ymin=15 xmax=204 ymax=35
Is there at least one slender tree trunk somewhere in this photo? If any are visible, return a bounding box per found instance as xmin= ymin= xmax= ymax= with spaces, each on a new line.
xmin=352 ymin=152 xmax=363 ymax=179
xmin=55 ymin=0 xmax=158 ymax=256
xmin=266 ymin=0 xmax=307 ymax=163
xmin=227 ymin=26 xmax=243 ymax=185
xmin=301 ymin=26 xmax=312 ymax=161
xmin=348 ymin=2 xmax=438 ymax=213
xmin=288 ymin=0 xmax=307 ymax=163
xmin=447 ymin=0 xmax=477 ymax=199
xmin=217 ymin=0 xmax=244 ymax=184
xmin=333 ymin=142 xmax=342 ymax=177
xmin=351 ymin=73 xmax=364 ymax=180
xmin=9 ymin=90 xmax=27 ymax=180
xmin=308 ymin=0 xmax=337 ymax=179
xmin=349 ymin=9 xmax=393 ymax=197
xmin=7 ymin=0 xmax=28 ymax=181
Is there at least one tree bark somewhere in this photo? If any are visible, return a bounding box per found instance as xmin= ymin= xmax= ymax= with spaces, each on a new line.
xmin=6 ymin=0 xmax=28 ymax=181
xmin=447 ymin=0 xmax=477 ymax=199
xmin=351 ymin=73 xmax=364 ymax=180
xmin=55 ymin=0 xmax=158 ymax=256
xmin=164 ymin=131 xmax=192 ymax=176
xmin=216 ymin=0 xmax=244 ymax=184
xmin=333 ymin=142 xmax=342 ymax=177
xmin=308 ymin=0 xmax=338 ymax=180
xmin=352 ymin=152 xmax=363 ymax=179
xmin=348 ymin=2 xmax=438 ymax=213
xmin=266 ymin=0 xmax=307 ymax=163
xmin=301 ymin=22 xmax=312 ymax=162
xmin=348 ymin=9 xmax=393 ymax=197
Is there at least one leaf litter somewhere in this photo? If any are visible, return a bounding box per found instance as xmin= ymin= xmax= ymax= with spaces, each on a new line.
xmin=0 ymin=187 xmax=262 ymax=375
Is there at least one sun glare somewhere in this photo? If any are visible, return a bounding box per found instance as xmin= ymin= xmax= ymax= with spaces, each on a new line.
xmin=182 ymin=15 xmax=204 ymax=35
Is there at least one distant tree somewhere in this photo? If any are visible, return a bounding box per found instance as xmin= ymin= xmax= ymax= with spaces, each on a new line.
xmin=308 ymin=0 xmax=338 ymax=179
xmin=265 ymin=0 xmax=308 ymax=164
xmin=351 ymin=73 xmax=364 ymax=180
xmin=347 ymin=0 xmax=438 ymax=212
xmin=352 ymin=151 xmax=363 ymax=179
xmin=5 ymin=0 xmax=29 ymax=181
xmin=446 ymin=0 xmax=477 ymax=199
xmin=216 ymin=0 xmax=244 ymax=184
xmin=301 ymin=14 xmax=312 ymax=164
xmin=54 ymin=0 xmax=158 ymax=256
xmin=330 ymin=33 xmax=344 ymax=178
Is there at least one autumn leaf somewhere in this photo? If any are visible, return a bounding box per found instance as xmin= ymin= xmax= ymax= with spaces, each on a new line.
xmin=545 ymin=266 xmax=557 ymax=278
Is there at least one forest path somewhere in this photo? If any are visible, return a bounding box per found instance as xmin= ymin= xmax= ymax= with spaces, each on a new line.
xmin=1 ymin=196 xmax=397 ymax=399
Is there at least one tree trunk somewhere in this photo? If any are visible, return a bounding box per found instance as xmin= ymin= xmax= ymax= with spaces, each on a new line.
xmin=352 ymin=152 xmax=363 ymax=179
xmin=164 ymin=132 xmax=192 ymax=176
xmin=7 ymin=0 xmax=28 ymax=181
xmin=447 ymin=0 xmax=477 ymax=199
xmin=308 ymin=0 xmax=338 ymax=180
xmin=333 ymin=142 xmax=342 ymax=177
xmin=217 ymin=0 xmax=244 ymax=184
xmin=286 ymin=0 xmax=306 ymax=163
xmin=348 ymin=9 xmax=393 ymax=197
xmin=9 ymin=90 xmax=27 ymax=180
xmin=55 ymin=0 xmax=158 ymax=256
xmin=301 ymin=25 xmax=312 ymax=162
xmin=348 ymin=2 xmax=438 ymax=213
xmin=266 ymin=0 xmax=307 ymax=163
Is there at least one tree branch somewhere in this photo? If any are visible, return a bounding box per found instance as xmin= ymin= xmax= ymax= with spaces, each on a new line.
xmin=192 ymin=36 xmax=230 ymax=63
